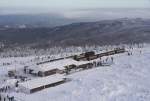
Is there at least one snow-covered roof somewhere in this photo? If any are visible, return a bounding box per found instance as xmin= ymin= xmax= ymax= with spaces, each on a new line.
xmin=27 ymin=58 xmax=95 ymax=73
xmin=36 ymin=59 xmax=88 ymax=72
xmin=19 ymin=74 xmax=65 ymax=89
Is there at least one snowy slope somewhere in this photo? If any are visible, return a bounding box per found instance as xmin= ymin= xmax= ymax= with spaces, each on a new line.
xmin=9 ymin=47 xmax=150 ymax=101
xmin=1 ymin=45 xmax=150 ymax=101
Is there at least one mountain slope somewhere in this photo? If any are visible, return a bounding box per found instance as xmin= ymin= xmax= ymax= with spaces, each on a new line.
xmin=1 ymin=45 xmax=150 ymax=101
xmin=0 ymin=14 xmax=76 ymax=28
xmin=0 ymin=18 xmax=150 ymax=48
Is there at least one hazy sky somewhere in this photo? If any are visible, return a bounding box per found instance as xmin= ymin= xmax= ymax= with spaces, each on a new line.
xmin=0 ymin=0 xmax=150 ymax=19
xmin=0 ymin=0 xmax=150 ymax=10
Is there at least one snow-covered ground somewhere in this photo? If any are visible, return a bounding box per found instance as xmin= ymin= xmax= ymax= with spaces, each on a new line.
xmin=0 ymin=45 xmax=150 ymax=101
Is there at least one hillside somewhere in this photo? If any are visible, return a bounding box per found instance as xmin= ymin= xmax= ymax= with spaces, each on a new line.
xmin=0 ymin=14 xmax=76 ymax=28
xmin=0 ymin=18 xmax=150 ymax=48
xmin=0 ymin=45 xmax=150 ymax=101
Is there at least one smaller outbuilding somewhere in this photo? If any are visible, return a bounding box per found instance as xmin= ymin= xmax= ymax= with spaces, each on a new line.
xmin=73 ymin=51 xmax=95 ymax=61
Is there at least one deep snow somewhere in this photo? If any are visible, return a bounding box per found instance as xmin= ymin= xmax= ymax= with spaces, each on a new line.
xmin=0 ymin=45 xmax=150 ymax=101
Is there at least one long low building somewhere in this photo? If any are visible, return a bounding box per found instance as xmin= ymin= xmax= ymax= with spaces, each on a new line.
xmin=19 ymin=74 xmax=66 ymax=94
xmin=37 ymin=59 xmax=79 ymax=76
xmin=30 ymin=59 xmax=89 ymax=77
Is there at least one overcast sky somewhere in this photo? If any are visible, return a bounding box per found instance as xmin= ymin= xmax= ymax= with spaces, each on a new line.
xmin=0 ymin=0 xmax=150 ymax=10
xmin=0 ymin=0 xmax=150 ymax=19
